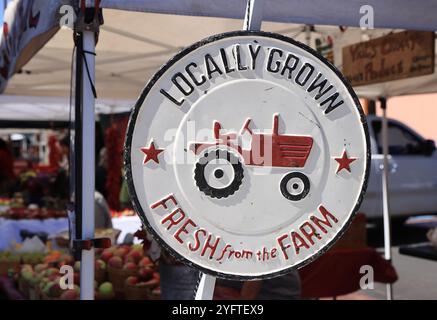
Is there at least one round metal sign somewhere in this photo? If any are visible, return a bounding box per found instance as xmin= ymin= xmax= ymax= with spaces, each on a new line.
xmin=125 ymin=31 xmax=370 ymax=279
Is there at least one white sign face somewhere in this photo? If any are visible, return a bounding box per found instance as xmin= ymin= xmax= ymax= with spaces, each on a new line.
xmin=125 ymin=31 xmax=370 ymax=279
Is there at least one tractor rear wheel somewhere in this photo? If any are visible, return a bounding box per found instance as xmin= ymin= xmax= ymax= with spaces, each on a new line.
xmin=194 ymin=148 xmax=244 ymax=199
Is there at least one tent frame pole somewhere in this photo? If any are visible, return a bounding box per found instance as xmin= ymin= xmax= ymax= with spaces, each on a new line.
xmin=74 ymin=32 xmax=83 ymax=254
xmin=79 ymin=29 xmax=96 ymax=300
xmin=73 ymin=0 xmax=102 ymax=300
xmin=194 ymin=0 xmax=264 ymax=300
xmin=380 ymin=97 xmax=393 ymax=300
xmin=194 ymin=273 xmax=217 ymax=300
xmin=243 ymin=0 xmax=264 ymax=31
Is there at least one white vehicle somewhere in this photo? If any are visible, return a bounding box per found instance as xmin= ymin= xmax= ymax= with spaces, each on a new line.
xmin=361 ymin=116 xmax=437 ymax=219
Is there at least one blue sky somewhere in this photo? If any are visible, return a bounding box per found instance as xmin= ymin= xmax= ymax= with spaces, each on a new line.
xmin=0 ymin=0 xmax=12 ymax=25
xmin=0 ymin=0 xmax=7 ymax=26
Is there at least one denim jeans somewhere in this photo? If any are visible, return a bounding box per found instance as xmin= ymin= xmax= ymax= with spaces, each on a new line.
xmin=159 ymin=263 xmax=200 ymax=300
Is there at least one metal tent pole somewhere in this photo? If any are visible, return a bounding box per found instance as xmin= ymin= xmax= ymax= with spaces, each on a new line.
xmin=79 ymin=29 xmax=96 ymax=300
xmin=243 ymin=0 xmax=264 ymax=31
xmin=73 ymin=0 xmax=101 ymax=300
xmin=194 ymin=0 xmax=264 ymax=300
xmin=194 ymin=273 xmax=217 ymax=300
xmin=380 ymin=97 xmax=393 ymax=300
xmin=305 ymin=25 xmax=311 ymax=46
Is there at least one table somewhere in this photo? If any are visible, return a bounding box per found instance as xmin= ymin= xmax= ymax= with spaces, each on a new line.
xmin=111 ymin=215 xmax=142 ymax=244
xmin=0 ymin=215 xmax=143 ymax=250
xmin=0 ymin=218 xmax=68 ymax=251
xmin=399 ymin=243 xmax=437 ymax=261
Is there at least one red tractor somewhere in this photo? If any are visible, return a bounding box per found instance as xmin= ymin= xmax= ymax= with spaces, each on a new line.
xmin=190 ymin=114 xmax=313 ymax=201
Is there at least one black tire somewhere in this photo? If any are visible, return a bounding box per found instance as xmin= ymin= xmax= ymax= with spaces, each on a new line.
xmin=280 ymin=172 xmax=310 ymax=201
xmin=194 ymin=148 xmax=244 ymax=199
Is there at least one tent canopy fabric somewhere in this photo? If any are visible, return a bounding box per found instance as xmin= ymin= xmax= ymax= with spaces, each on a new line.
xmin=100 ymin=0 xmax=437 ymax=31
xmin=0 ymin=95 xmax=133 ymax=121
xmin=4 ymin=8 xmax=436 ymax=101
xmin=0 ymin=1 xmax=436 ymax=103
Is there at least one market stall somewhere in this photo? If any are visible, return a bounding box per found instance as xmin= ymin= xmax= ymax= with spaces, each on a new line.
xmin=0 ymin=242 xmax=160 ymax=300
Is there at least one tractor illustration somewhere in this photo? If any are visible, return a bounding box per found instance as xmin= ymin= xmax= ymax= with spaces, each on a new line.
xmin=190 ymin=113 xmax=313 ymax=201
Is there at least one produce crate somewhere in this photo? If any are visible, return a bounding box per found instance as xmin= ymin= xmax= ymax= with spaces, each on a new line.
xmin=95 ymin=268 xmax=107 ymax=284
xmin=17 ymin=278 xmax=31 ymax=299
xmin=28 ymin=285 xmax=39 ymax=300
xmin=124 ymin=284 xmax=150 ymax=300
xmin=107 ymin=265 xmax=137 ymax=296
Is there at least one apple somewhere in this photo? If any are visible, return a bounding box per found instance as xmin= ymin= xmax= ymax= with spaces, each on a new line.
xmin=39 ymin=278 xmax=49 ymax=291
xmin=20 ymin=264 xmax=33 ymax=274
xmin=136 ymin=278 xmax=159 ymax=289
xmin=32 ymin=273 xmax=44 ymax=284
xmin=59 ymin=254 xmax=74 ymax=266
xmin=152 ymin=272 xmax=160 ymax=282
xmin=123 ymin=262 xmax=137 ymax=271
xmin=114 ymin=247 xmax=129 ymax=258
xmin=108 ymin=256 xmax=123 ymax=269
xmin=34 ymin=263 xmax=48 ymax=273
xmin=131 ymin=244 xmax=143 ymax=250
xmin=137 ymin=267 xmax=153 ymax=281
xmin=60 ymin=289 xmax=78 ymax=300
xmin=106 ymin=246 xmax=117 ymax=253
xmin=95 ymin=259 xmax=106 ymax=271
xmin=125 ymin=276 xmax=138 ymax=286
xmin=98 ymin=282 xmax=115 ymax=299
xmin=48 ymin=283 xmax=64 ymax=298
xmin=74 ymin=272 xmax=80 ymax=285
xmin=125 ymin=250 xmax=142 ymax=264
xmin=120 ymin=244 xmax=132 ymax=251
xmin=45 ymin=267 xmax=60 ymax=277
xmin=48 ymin=274 xmax=59 ymax=282
xmin=42 ymin=281 xmax=55 ymax=296
xmin=20 ymin=269 xmax=34 ymax=281
xmin=73 ymin=284 xmax=80 ymax=295
xmin=138 ymin=257 xmax=153 ymax=268
xmin=100 ymin=250 xmax=113 ymax=263
xmin=73 ymin=261 xmax=81 ymax=272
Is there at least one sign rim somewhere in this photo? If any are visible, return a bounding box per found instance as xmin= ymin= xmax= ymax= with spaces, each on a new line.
xmin=124 ymin=30 xmax=371 ymax=280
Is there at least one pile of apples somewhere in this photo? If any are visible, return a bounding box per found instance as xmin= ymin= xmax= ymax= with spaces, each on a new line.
xmin=14 ymin=245 xmax=160 ymax=300
xmin=98 ymin=244 xmax=160 ymax=298
xmin=18 ymin=253 xmax=80 ymax=300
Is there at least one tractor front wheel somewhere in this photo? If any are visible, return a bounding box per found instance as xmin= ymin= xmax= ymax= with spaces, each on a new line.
xmin=280 ymin=172 xmax=310 ymax=201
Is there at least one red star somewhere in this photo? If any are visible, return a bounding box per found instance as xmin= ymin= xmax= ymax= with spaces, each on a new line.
xmin=140 ymin=141 xmax=164 ymax=164
xmin=334 ymin=150 xmax=357 ymax=173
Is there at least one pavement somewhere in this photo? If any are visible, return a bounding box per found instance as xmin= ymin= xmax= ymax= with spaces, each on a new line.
xmin=325 ymin=218 xmax=437 ymax=300
xmin=361 ymin=248 xmax=437 ymax=300
xmin=331 ymin=248 xmax=436 ymax=300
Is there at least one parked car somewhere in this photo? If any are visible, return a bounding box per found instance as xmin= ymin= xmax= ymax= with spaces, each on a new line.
xmin=361 ymin=116 xmax=437 ymax=219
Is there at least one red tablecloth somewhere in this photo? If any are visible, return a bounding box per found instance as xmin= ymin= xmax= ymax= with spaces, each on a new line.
xmin=299 ymin=247 xmax=398 ymax=298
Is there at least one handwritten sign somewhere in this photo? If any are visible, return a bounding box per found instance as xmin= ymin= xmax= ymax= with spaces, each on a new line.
xmin=343 ymin=31 xmax=435 ymax=86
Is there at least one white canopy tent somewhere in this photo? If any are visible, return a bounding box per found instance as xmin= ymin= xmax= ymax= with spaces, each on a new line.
xmin=1 ymin=0 xmax=436 ymax=301
xmin=0 ymin=95 xmax=132 ymax=121
xmin=1 ymin=1 xmax=437 ymax=100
